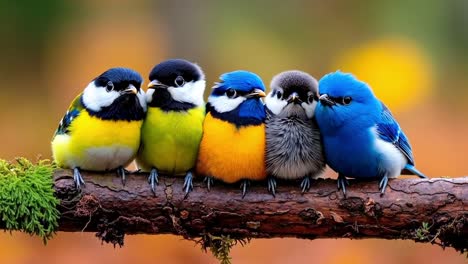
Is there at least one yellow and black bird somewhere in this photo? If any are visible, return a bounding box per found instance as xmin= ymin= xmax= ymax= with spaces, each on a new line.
xmin=196 ymin=70 xmax=267 ymax=197
xmin=136 ymin=59 xmax=206 ymax=195
xmin=51 ymin=68 xmax=147 ymax=189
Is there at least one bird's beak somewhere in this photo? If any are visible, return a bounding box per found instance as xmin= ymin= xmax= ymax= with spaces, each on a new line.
xmin=246 ymin=89 xmax=266 ymax=98
xmin=319 ymin=94 xmax=335 ymax=107
xmin=123 ymin=84 xmax=138 ymax=94
xmin=287 ymin=92 xmax=301 ymax=104
xmin=147 ymin=79 xmax=167 ymax=89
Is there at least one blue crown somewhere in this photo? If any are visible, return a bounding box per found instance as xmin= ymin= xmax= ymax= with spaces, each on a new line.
xmin=212 ymin=70 xmax=265 ymax=96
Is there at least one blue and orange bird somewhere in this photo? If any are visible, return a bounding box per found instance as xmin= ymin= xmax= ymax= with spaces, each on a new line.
xmin=51 ymin=68 xmax=147 ymax=189
xmin=196 ymin=70 xmax=267 ymax=197
xmin=315 ymin=71 xmax=427 ymax=195
xmin=136 ymin=59 xmax=206 ymax=195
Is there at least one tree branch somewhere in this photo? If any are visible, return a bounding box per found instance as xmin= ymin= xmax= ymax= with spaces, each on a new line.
xmin=54 ymin=170 xmax=468 ymax=252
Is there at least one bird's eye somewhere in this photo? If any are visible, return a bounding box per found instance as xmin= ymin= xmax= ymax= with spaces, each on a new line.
xmin=343 ymin=96 xmax=352 ymax=105
xmin=106 ymin=81 xmax=114 ymax=92
xmin=308 ymin=94 xmax=316 ymax=104
xmin=175 ymin=76 xmax=185 ymax=87
xmin=276 ymin=90 xmax=283 ymax=99
xmin=226 ymin=89 xmax=237 ymax=98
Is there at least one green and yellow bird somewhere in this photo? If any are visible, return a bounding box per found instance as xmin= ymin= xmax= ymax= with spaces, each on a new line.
xmin=51 ymin=68 xmax=147 ymax=189
xmin=136 ymin=59 xmax=206 ymax=195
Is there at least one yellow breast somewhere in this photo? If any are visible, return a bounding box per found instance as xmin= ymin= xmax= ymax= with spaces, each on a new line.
xmin=196 ymin=112 xmax=266 ymax=183
xmin=52 ymin=110 xmax=142 ymax=171
xmin=137 ymin=106 xmax=205 ymax=174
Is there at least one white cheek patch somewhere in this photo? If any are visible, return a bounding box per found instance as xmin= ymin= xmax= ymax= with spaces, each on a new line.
xmin=137 ymin=88 xmax=147 ymax=112
xmin=208 ymin=94 xmax=246 ymax=113
xmin=145 ymin=88 xmax=155 ymax=103
xmin=82 ymin=82 xmax=120 ymax=112
xmin=167 ymin=80 xmax=206 ymax=106
xmin=302 ymin=100 xmax=317 ymax=119
xmin=265 ymin=92 xmax=287 ymax=115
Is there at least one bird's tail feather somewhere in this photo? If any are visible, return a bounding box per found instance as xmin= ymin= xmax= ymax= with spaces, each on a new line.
xmin=403 ymin=164 xmax=427 ymax=179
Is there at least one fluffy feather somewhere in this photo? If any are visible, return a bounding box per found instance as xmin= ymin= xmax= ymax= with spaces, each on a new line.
xmin=137 ymin=106 xmax=205 ymax=174
xmin=51 ymin=67 xmax=146 ymax=172
xmin=138 ymin=59 xmax=206 ymax=178
xmin=265 ymin=70 xmax=324 ymax=181
xmin=196 ymin=113 xmax=266 ymax=183
xmin=52 ymin=109 xmax=142 ymax=170
xmin=82 ymin=82 xmax=120 ymax=112
xmin=197 ymin=70 xmax=267 ymax=183
xmin=207 ymin=70 xmax=266 ymax=126
xmin=266 ymin=116 xmax=324 ymax=179
xmin=168 ymin=80 xmax=206 ymax=106
xmin=315 ymin=71 xmax=426 ymax=182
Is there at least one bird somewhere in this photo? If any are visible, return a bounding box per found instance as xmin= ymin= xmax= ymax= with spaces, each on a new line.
xmin=314 ymin=71 xmax=427 ymax=195
xmin=196 ymin=70 xmax=267 ymax=197
xmin=52 ymin=67 xmax=147 ymax=189
xmin=136 ymin=59 xmax=206 ymax=195
xmin=265 ymin=70 xmax=325 ymax=196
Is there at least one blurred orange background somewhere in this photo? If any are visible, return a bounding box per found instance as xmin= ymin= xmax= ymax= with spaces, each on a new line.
xmin=0 ymin=0 xmax=467 ymax=263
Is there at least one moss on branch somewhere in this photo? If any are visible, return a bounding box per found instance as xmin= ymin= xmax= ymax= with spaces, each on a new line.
xmin=0 ymin=158 xmax=59 ymax=242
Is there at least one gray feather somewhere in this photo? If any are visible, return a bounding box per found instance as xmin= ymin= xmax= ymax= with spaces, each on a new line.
xmin=266 ymin=107 xmax=325 ymax=180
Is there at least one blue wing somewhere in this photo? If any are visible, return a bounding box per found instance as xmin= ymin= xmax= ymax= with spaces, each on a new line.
xmin=375 ymin=102 xmax=414 ymax=165
xmin=54 ymin=94 xmax=84 ymax=136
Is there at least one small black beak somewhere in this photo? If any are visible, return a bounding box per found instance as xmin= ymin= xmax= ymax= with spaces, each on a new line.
xmin=287 ymin=93 xmax=302 ymax=104
xmin=123 ymin=84 xmax=138 ymax=94
xmin=319 ymin=94 xmax=335 ymax=107
xmin=246 ymin=89 xmax=266 ymax=98
xmin=147 ymin=80 xmax=168 ymax=89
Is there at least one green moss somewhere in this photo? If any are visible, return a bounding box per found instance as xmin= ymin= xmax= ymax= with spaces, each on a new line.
xmin=0 ymin=158 xmax=59 ymax=243
xmin=199 ymin=233 xmax=251 ymax=264
xmin=414 ymin=222 xmax=431 ymax=241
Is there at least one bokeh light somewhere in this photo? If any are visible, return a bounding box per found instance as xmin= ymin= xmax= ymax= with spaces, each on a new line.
xmin=333 ymin=38 xmax=433 ymax=112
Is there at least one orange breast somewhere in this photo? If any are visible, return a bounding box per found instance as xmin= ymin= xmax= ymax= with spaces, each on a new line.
xmin=196 ymin=113 xmax=266 ymax=183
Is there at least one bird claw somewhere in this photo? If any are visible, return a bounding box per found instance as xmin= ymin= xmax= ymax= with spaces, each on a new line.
xmin=148 ymin=168 xmax=159 ymax=195
xmin=240 ymin=179 xmax=250 ymax=199
xmin=337 ymin=174 xmax=348 ymax=197
xmin=116 ymin=166 xmax=129 ymax=186
xmin=379 ymin=175 xmax=389 ymax=195
xmin=267 ymin=177 xmax=276 ymax=197
xmin=301 ymin=176 xmax=312 ymax=193
xmin=183 ymin=171 xmax=194 ymax=197
xmin=73 ymin=167 xmax=85 ymax=190
xmin=204 ymin=176 xmax=214 ymax=191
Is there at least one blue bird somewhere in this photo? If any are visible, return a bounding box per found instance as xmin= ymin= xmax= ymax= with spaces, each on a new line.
xmin=315 ymin=71 xmax=427 ymax=195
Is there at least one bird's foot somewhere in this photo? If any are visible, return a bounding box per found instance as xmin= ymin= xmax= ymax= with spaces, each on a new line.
xmin=183 ymin=171 xmax=194 ymax=197
xmin=337 ymin=174 xmax=349 ymax=197
xmin=148 ymin=168 xmax=159 ymax=195
xmin=240 ymin=179 xmax=250 ymax=199
xmin=379 ymin=175 xmax=389 ymax=195
xmin=301 ymin=175 xmax=312 ymax=193
xmin=204 ymin=176 xmax=214 ymax=191
xmin=267 ymin=177 xmax=277 ymax=197
xmin=116 ymin=166 xmax=130 ymax=186
xmin=73 ymin=167 xmax=85 ymax=190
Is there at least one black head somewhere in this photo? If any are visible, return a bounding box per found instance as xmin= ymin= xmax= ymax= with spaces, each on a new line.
xmin=82 ymin=67 xmax=146 ymax=121
xmin=146 ymin=59 xmax=206 ymax=111
xmin=148 ymin=59 xmax=204 ymax=87
xmin=94 ymin=67 xmax=143 ymax=93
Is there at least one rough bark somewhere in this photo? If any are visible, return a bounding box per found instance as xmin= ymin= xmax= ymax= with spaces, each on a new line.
xmin=54 ymin=170 xmax=468 ymax=252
